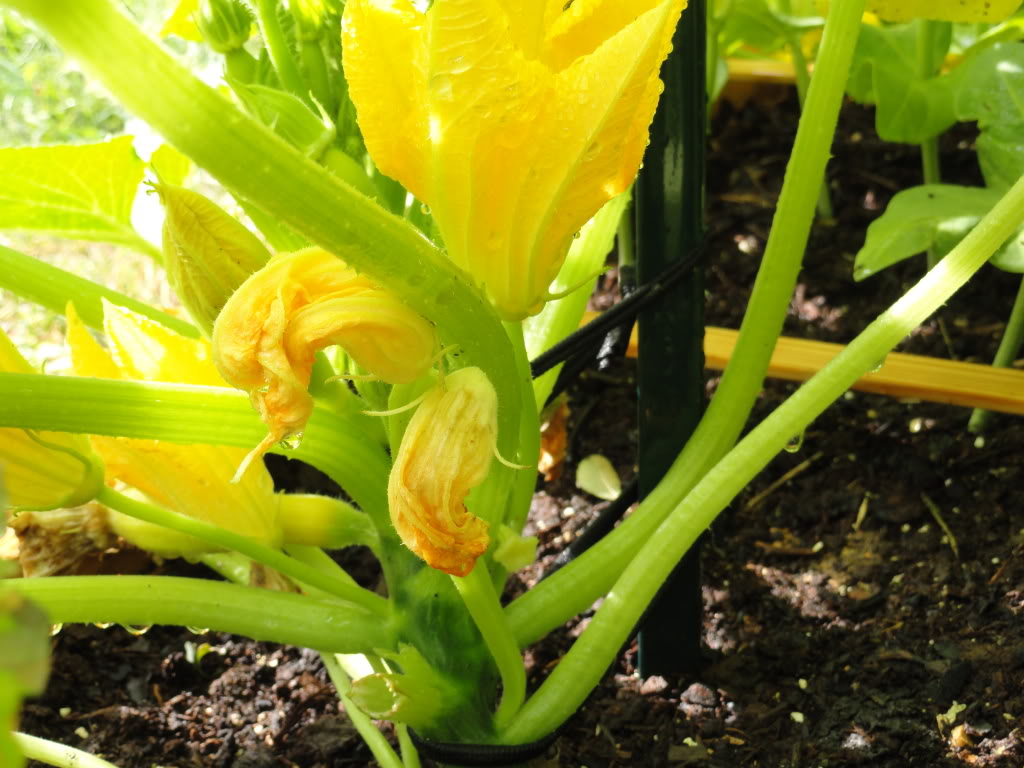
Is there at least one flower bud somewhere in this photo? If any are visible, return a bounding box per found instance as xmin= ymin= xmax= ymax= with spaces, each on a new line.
xmin=387 ymin=367 xmax=497 ymax=577
xmin=277 ymin=493 xmax=378 ymax=550
xmin=213 ymin=247 xmax=437 ymax=463
xmin=348 ymin=645 xmax=447 ymax=729
xmin=0 ymin=330 xmax=104 ymax=512
xmin=196 ymin=0 xmax=253 ymax=53
xmin=154 ymin=182 xmax=271 ymax=335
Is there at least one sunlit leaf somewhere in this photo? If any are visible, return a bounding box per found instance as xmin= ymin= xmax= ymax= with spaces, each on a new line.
xmin=0 ymin=137 xmax=158 ymax=258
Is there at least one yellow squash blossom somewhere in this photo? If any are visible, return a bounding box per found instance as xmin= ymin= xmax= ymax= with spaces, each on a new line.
xmin=0 ymin=330 xmax=104 ymax=511
xmin=65 ymin=300 xmax=281 ymax=552
xmin=342 ymin=0 xmax=685 ymax=319
xmin=212 ymin=247 xmax=437 ymax=464
xmin=387 ymin=367 xmax=497 ymax=576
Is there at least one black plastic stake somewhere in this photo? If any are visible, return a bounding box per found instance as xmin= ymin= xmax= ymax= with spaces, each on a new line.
xmin=635 ymin=0 xmax=707 ymax=678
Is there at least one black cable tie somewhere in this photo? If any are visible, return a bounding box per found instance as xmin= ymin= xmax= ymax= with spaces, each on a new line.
xmin=529 ymin=239 xmax=707 ymax=380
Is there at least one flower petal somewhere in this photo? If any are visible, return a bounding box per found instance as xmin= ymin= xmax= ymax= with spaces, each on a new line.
xmin=342 ymin=0 xmax=431 ymax=199
xmin=387 ymin=367 xmax=495 ymax=576
xmin=213 ymin=248 xmax=437 ymax=453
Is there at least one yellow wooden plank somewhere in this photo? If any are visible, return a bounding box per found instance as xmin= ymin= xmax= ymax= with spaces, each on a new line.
xmin=581 ymin=313 xmax=1024 ymax=415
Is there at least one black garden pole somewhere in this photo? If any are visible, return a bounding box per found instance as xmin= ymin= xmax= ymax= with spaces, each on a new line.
xmin=635 ymin=0 xmax=707 ymax=677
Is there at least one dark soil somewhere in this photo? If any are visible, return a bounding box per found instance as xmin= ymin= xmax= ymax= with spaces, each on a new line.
xmin=17 ymin=92 xmax=1024 ymax=767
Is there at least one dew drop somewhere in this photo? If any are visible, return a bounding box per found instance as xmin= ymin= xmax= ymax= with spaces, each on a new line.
xmin=49 ymin=623 xmax=63 ymax=636
xmin=572 ymin=231 xmax=582 ymax=240
xmin=186 ymin=625 xmax=210 ymax=635
xmin=784 ymin=432 xmax=805 ymax=453
xmin=278 ymin=432 xmax=304 ymax=450
xmin=420 ymin=203 xmax=431 ymax=215
xmin=120 ymin=624 xmax=152 ymax=636
xmin=93 ymin=622 xmax=114 ymax=630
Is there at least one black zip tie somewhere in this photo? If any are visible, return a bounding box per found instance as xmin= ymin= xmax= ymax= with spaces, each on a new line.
xmin=529 ymin=239 xmax=706 ymax=380
xmin=408 ymin=726 xmax=561 ymax=767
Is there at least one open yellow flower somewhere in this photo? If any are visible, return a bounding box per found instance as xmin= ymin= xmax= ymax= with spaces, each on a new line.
xmin=388 ymin=367 xmax=497 ymax=576
xmin=342 ymin=0 xmax=685 ymax=319
xmin=65 ymin=300 xmax=281 ymax=552
xmin=0 ymin=330 xmax=104 ymax=511
xmin=212 ymin=247 xmax=437 ymax=464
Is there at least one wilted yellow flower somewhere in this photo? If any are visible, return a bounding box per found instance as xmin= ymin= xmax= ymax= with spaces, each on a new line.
xmin=212 ymin=247 xmax=437 ymax=462
xmin=342 ymin=0 xmax=685 ymax=319
xmin=0 ymin=330 xmax=104 ymax=511
xmin=387 ymin=367 xmax=497 ymax=576
xmin=65 ymin=301 xmax=281 ymax=551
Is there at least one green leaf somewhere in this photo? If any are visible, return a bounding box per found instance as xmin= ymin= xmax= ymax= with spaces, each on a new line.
xmin=151 ymin=143 xmax=193 ymax=187
xmin=854 ymin=184 xmax=1024 ymax=278
xmin=0 ymin=137 xmax=159 ymax=258
xmin=847 ymin=23 xmax=958 ymax=143
xmin=954 ymin=43 xmax=1024 ymax=192
xmin=0 ymin=591 xmax=51 ymax=696
xmin=575 ymin=454 xmax=622 ymax=501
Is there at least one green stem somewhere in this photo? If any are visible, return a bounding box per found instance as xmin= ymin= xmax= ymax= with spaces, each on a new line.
xmin=502 ymin=168 xmax=1024 ymax=746
xmin=917 ymin=19 xmax=944 ymax=269
xmin=397 ymin=725 xmax=422 ymax=768
xmin=254 ymin=0 xmax=309 ymax=104
xmin=97 ymin=486 xmax=388 ymax=616
xmin=5 ymin=576 xmax=393 ymax=652
xmin=0 ymin=244 xmax=198 ymax=338
xmin=617 ymin=201 xmax=635 ymax=268
xmin=452 ymin=566 xmax=525 ymax=729
xmin=300 ymin=38 xmax=334 ymax=114
xmin=502 ymin=320 xmax=540 ymax=535
xmin=788 ymin=32 xmax=833 ymax=219
xmin=321 ymin=653 xmax=406 ymax=768
xmin=13 ymin=733 xmax=121 ymax=768
xmin=968 ymin=274 xmax=1024 ymax=432
xmin=224 ymin=47 xmax=257 ymax=84
xmin=1 ymin=0 xmax=521 ymax=473
xmin=504 ymin=0 xmax=866 ymax=647
xmin=522 ymin=194 xmax=629 ymax=411
xmin=0 ymin=374 xmax=391 ymax=526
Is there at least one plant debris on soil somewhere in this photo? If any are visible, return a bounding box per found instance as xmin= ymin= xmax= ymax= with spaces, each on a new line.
xmin=15 ymin=92 xmax=1024 ymax=768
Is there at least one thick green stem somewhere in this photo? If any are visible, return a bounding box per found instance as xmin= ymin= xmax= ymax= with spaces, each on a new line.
xmin=502 ymin=169 xmax=1024 ymax=746
xmin=452 ymin=566 xmax=525 ymax=729
xmin=968 ymin=274 xmax=1024 ymax=432
xmin=254 ymin=0 xmax=309 ymax=104
xmin=5 ymin=576 xmax=393 ymax=652
xmin=1 ymin=0 xmax=521 ymax=471
xmin=13 ymin=733 xmax=121 ymax=768
xmin=322 ymin=653 xmax=406 ymax=768
xmin=0 ymin=244 xmax=198 ymax=337
xmin=96 ymin=486 xmax=387 ymax=615
xmin=0 ymin=374 xmax=391 ymax=525
xmin=505 ymin=0 xmax=866 ymax=646
xmin=788 ymin=33 xmax=834 ymax=219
